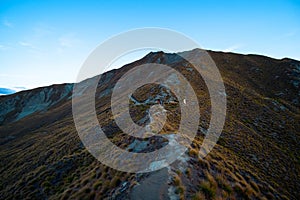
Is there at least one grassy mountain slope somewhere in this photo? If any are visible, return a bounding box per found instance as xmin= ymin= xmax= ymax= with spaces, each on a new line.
xmin=0 ymin=49 xmax=299 ymax=199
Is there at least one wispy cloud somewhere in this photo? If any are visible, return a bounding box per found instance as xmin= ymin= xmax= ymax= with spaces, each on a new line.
xmin=223 ymin=44 xmax=242 ymax=52
xmin=58 ymin=33 xmax=81 ymax=48
xmin=19 ymin=41 xmax=37 ymax=49
xmin=33 ymin=24 xmax=54 ymax=38
xmin=0 ymin=44 xmax=9 ymax=51
xmin=18 ymin=41 xmax=45 ymax=57
xmin=14 ymin=86 xmax=27 ymax=90
xmin=276 ymin=30 xmax=298 ymax=40
xmin=16 ymin=24 xmax=54 ymax=53
xmin=283 ymin=30 xmax=297 ymax=38
xmin=3 ymin=19 xmax=13 ymax=28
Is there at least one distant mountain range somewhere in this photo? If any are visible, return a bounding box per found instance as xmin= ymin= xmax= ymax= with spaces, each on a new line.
xmin=0 ymin=87 xmax=16 ymax=95
xmin=0 ymin=87 xmax=27 ymax=95
xmin=0 ymin=49 xmax=299 ymax=199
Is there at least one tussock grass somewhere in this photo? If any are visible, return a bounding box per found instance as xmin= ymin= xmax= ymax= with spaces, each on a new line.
xmin=199 ymin=181 xmax=216 ymax=199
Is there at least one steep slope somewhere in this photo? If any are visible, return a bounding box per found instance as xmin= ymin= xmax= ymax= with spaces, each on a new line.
xmin=0 ymin=49 xmax=299 ymax=200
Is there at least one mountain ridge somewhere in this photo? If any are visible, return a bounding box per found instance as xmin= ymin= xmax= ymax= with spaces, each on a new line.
xmin=1 ymin=49 xmax=299 ymax=98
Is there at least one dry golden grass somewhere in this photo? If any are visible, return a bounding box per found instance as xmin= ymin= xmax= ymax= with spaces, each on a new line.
xmin=1 ymin=50 xmax=299 ymax=199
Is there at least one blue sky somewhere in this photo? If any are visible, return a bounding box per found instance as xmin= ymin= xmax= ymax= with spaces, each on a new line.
xmin=0 ymin=0 xmax=299 ymax=89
